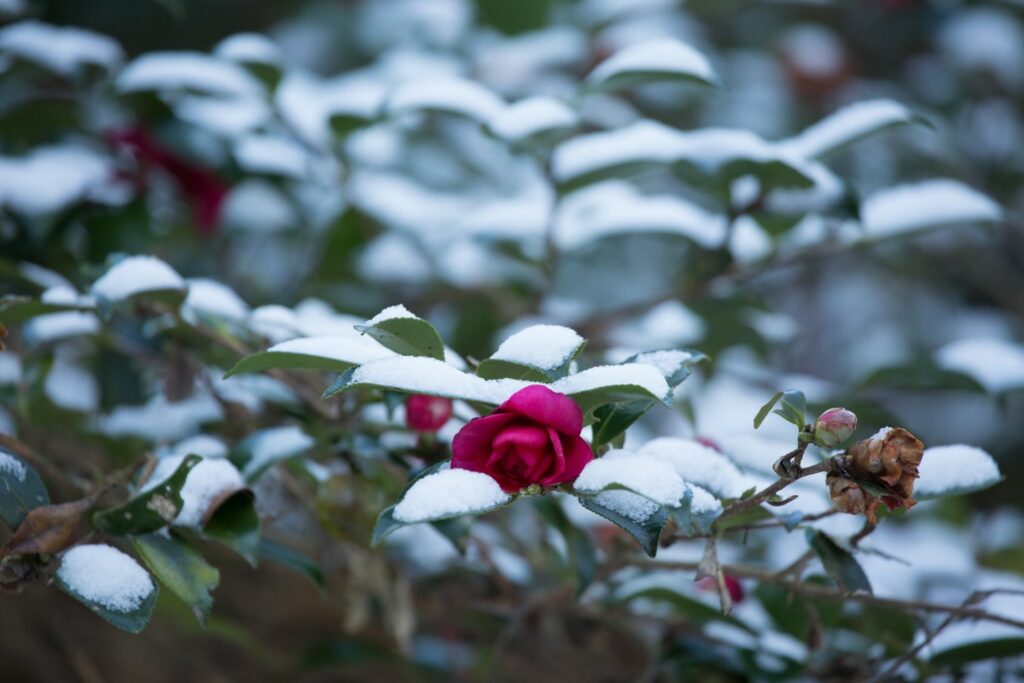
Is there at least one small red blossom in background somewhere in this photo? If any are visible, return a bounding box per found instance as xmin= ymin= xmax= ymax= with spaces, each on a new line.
xmin=107 ymin=126 xmax=228 ymax=235
xmin=696 ymin=575 xmax=745 ymax=604
xmin=405 ymin=394 xmax=453 ymax=433
xmin=451 ymin=385 xmax=593 ymax=493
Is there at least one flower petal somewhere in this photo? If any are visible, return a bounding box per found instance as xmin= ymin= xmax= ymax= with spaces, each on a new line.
xmin=496 ymin=384 xmax=583 ymax=435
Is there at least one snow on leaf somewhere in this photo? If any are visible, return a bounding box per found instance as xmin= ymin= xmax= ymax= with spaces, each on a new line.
xmin=0 ymin=450 xmax=27 ymax=481
xmin=366 ymin=304 xmax=418 ymax=326
xmin=385 ymin=77 xmax=505 ymax=122
xmin=779 ymin=99 xmax=922 ymax=159
xmin=142 ymin=455 xmax=245 ymax=528
xmin=97 ymin=392 xmax=224 ymax=442
xmin=23 ymin=286 xmax=99 ymax=343
xmin=117 ymin=51 xmax=264 ymax=97
xmin=552 ymin=364 xmax=671 ymax=403
xmin=233 ymin=134 xmax=313 ymax=178
xmin=916 ymin=445 xmax=1002 ymax=499
xmin=609 ymin=301 xmax=705 ymax=349
xmin=226 ymin=336 xmax=397 ymax=377
xmin=489 ymin=325 xmax=586 ymax=373
xmin=554 ymin=181 xmax=727 ymax=250
xmin=91 ymin=255 xmax=185 ymax=303
xmin=182 ymin=278 xmax=250 ymax=323
xmin=592 ymin=489 xmax=662 ymax=524
xmin=235 ymin=425 xmax=314 ymax=481
xmin=214 ymin=32 xmax=281 ymax=65
xmin=638 ymin=437 xmax=754 ymax=498
xmin=0 ymin=146 xmax=112 ymax=216
xmin=574 ymin=451 xmax=686 ymax=506
xmin=860 ymin=180 xmax=1002 ymax=239
xmin=487 ymin=96 xmax=578 ymax=144
xmin=57 ymin=544 xmax=155 ymax=613
xmin=392 ymin=469 xmax=511 ymax=523
xmin=935 ymin=337 xmax=1024 ymax=393
xmin=0 ymin=20 xmax=123 ymax=75
xmin=585 ymin=38 xmax=719 ymax=90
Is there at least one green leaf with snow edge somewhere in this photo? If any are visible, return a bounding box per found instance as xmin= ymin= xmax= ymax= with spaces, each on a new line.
xmin=670 ymin=487 xmax=722 ymax=536
xmin=356 ymin=315 xmax=446 ymax=361
xmin=584 ymin=39 xmax=720 ymax=93
xmin=673 ymin=157 xmax=815 ymax=193
xmin=0 ymin=297 xmax=94 ymax=327
xmin=224 ymin=348 xmax=359 ymax=378
xmin=0 ymin=448 xmax=50 ymax=529
xmin=94 ymin=455 xmax=201 ymax=536
xmin=625 ymin=348 xmax=708 ymax=389
xmin=477 ymin=324 xmax=587 ymax=382
xmin=579 ymin=494 xmax=667 ymax=557
xmin=133 ymin=532 xmax=219 ymax=625
xmin=779 ymin=99 xmax=929 ymax=160
xmin=914 ymin=445 xmax=1002 ymax=500
xmin=198 ymin=490 xmax=261 ymax=566
xmin=474 ymin=360 xmax=554 ymax=383
xmin=230 ymin=426 xmax=315 ymax=483
xmin=807 ymin=529 xmax=871 ymax=596
xmin=56 ymin=564 xmax=159 ymax=634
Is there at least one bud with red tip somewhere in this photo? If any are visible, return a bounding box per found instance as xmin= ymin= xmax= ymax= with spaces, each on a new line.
xmin=813 ymin=407 xmax=857 ymax=448
xmin=696 ymin=575 xmax=745 ymax=604
xmin=405 ymin=394 xmax=453 ymax=432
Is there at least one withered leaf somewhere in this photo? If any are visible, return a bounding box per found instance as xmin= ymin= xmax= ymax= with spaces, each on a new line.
xmin=1 ymin=492 xmax=100 ymax=557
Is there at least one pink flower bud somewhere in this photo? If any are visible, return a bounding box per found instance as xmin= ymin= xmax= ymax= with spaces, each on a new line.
xmin=813 ymin=407 xmax=857 ymax=448
xmin=405 ymin=394 xmax=453 ymax=433
xmin=696 ymin=575 xmax=745 ymax=604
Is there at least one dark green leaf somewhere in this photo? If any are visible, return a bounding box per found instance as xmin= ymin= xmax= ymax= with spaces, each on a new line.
xmin=201 ymin=490 xmax=261 ymax=566
xmin=619 ymin=587 xmax=756 ymax=633
xmin=56 ymin=563 xmax=159 ymax=633
xmin=355 ymin=315 xmax=445 ymax=361
xmin=475 ymin=358 xmax=555 ymax=383
xmin=259 ymin=538 xmax=324 ymax=589
xmin=807 ymin=529 xmax=871 ymax=595
xmin=133 ymin=532 xmax=219 ymax=625
xmin=859 ymin=362 xmax=986 ymax=394
xmin=533 ymin=497 xmax=596 ymax=592
xmin=930 ymin=637 xmax=1024 ymax=667
xmin=0 ymin=297 xmax=93 ymax=327
xmin=671 ymin=488 xmax=722 ymax=536
xmin=224 ymin=350 xmax=359 ymax=378
xmin=754 ymin=392 xmax=783 ymax=429
xmin=590 ymin=400 xmax=655 ymax=449
xmin=370 ymin=505 xmax=402 ymax=547
xmin=231 ymin=427 xmax=314 ymax=483
xmin=93 ymin=455 xmax=201 ymax=535
xmin=579 ymin=495 xmax=666 ymax=557
xmin=0 ymin=448 xmax=50 ymax=529
xmin=586 ymin=67 xmax=719 ymax=93
xmin=771 ymin=390 xmax=807 ymax=429
xmin=627 ymin=348 xmax=708 ymax=389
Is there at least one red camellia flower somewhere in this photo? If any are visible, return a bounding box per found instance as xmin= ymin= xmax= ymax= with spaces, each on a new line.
xmin=451 ymin=385 xmax=594 ymax=493
xmin=405 ymin=394 xmax=453 ymax=432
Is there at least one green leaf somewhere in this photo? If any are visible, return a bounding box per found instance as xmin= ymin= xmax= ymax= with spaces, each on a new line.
xmin=753 ymin=392 xmax=783 ymax=429
xmin=579 ymin=495 xmax=666 ymax=557
xmin=133 ymin=532 xmax=220 ymax=625
xmin=93 ymin=455 xmax=201 ymax=535
xmin=771 ymin=390 xmax=807 ymax=429
xmin=201 ymin=490 xmax=261 ymax=566
xmin=0 ymin=448 xmax=51 ymax=529
xmin=571 ymin=383 xmax=671 ymax=419
xmin=475 ymin=358 xmax=557 ymax=383
xmin=586 ymin=68 xmax=719 ymax=92
xmin=533 ymin=497 xmax=596 ymax=592
xmin=55 ymin=564 xmax=159 ymax=633
xmin=670 ymin=488 xmax=722 ymax=536
xmin=224 ymin=350 xmax=359 ymax=378
xmin=0 ymin=296 xmax=93 ymax=327
xmin=618 ymin=587 xmax=755 ymax=633
xmin=356 ymin=314 xmax=445 ymax=361
xmin=370 ymin=459 xmax=461 ymax=547
xmin=859 ymin=362 xmax=986 ymax=393
xmin=259 ymin=538 xmax=324 ymax=589
xmin=230 ymin=426 xmax=314 ymax=483
xmin=807 ymin=529 xmax=871 ymax=596
xmin=930 ymin=637 xmax=1024 ymax=667
xmin=590 ymin=400 xmax=655 ymax=449
xmin=627 ymin=348 xmax=708 ymax=389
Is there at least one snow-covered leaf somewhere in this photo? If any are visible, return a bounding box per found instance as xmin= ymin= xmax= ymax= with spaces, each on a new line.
xmin=56 ymin=544 xmax=158 ymax=633
xmin=117 ymin=51 xmax=264 ymax=97
xmin=384 ymin=77 xmax=504 ymax=122
xmin=574 ymin=452 xmax=685 ymax=506
xmin=132 ymin=532 xmax=219 ymax=626
xmin=916 ymin=445 xmax=1002 ymax=499
xmin=671 ymin=484 xmax=723 ymax=535
xmin=225 ymin=336 xmax=396 ymax=378
xmin=579 ymin=492 xmax=667 ymax=557
xmin=0 ymin=447 xmax=50 ymax=529
xmin=0 ymin=20 xmax=123 ymax=75
xmin=638 ymin=438 xmax=752 ymax=499
xmin=231 ymin=425 xmax=314 ymax=482
xmin=0 ymin=296 xmax=93 ymax=327
xmin=625 ymin=349 xmax=707 ymax=389
xmin=476 ymin=324 xmax=586 ymax=381
xmin=93 ymin=455 xmax=201 ymax=536
xmin=90 ymin=255 xmax=186 ymax=309
xmin=356 ymin=305 xmax=446 ymax=361
xmin=486 ymin=96 xmax=578 ymax=146
xmin=860 ymin=180 xmax=1002 ymax=239
xmin=585 ymin=38 xmax=719 ymax=91
xmin=935 ymin=337 xmax=1024 ymax=394
xmin=779 ymin=99 xmax=925 ymax=159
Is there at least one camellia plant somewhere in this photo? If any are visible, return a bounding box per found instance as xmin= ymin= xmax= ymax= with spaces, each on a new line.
xmin=1 ymin=1 xmax=1023 ymax=680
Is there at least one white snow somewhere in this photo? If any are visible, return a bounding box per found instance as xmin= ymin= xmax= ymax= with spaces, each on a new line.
xmin=24 ymin=286 xmax=99 ymax=343
xmin=214 ymin=33 xmax=282 ymax=64
xmin=780 ymin=99 xmax=918 ymax=159
xmin=346 ymin=356 xmax=530 ymax=404
xmin=58 ymin=544 xmax=154 ymax=613
xmin=173 ymin=95 xmax=270 ymax=137
xmin=594 ymin=489 xmax=661 ymax=523
xmin=44 ymin=354 xmax=99 ymax=413
xmin=554 ymin=181 xmax=727 ymax=250
xmin=233 ymin=135 xmax=312 ymax=178
xmin=264 ymin=336 xmax=397 ymax=366
xmin=221 ymin=181 xmax=297 ymax=233
xmin=490 ymin=325 xmax=585 ymax=371
xmin=158 ymin=434 xmax=228 ymax=460
xmin=552 ymin=119 xmax=685 ymax=182
xmin=0 ymin=146 xmax=111 ymax=215
xmin=860 ymin=180 xmax=1002 ymax=238
xmin=117 ymin=51 xmax=264 ymax=97
xmin=574 ymin=452 xmax=685 ymax=506
xmin=639 ymin=437 xmax=753 ymax=498
xmin=630 ymin=350 xmax=697 ymax=379
xmin=552 ymin=363 xmax=670 ymax=401
xmin=0 ymin=21 xmax=123 ymax=75
xmin=247 ymin=305 xmax=301 ymax=342
xmin=239 ymin=425 xmax=314 ymax=479
xmin=870 ymin=426 xmax=893 ymax=444
xmin=98 ymin=392 xmax=223 ymax=442
xmin=609 ymin=301 xmax=705 ymax=349
xmin=587 ymin=38 xmax=718 ymax=88
xmin=366 ymin=304 xmax=418 ymax=327
xmin=935 ymin=337 xmax=1024 ymax=393
xmin=916 ymin=444 xmax=1001 ymax=499
xmin=358 ymin=234 xmax=433 ymax=285
xmin=143 ymin=455 xmax=244 ymax=528
xmin=392 ymin=468 xmax=511 ymax=523
xmin=182 ymin=278 xmax=250 ymax=322
xmin=938 ymin=8 xmax=1024 ymax=91
xmin=385 ymin=77 xmax=505 ymax=122
xmin=687 ymin=484 xmax=722 ymax=515
xmin=0 ymin=354 xmax=21 ymax=385
xmin=487 ymin=96 xmax=578 ymax=143
xmin=91 ymin=255 xmax=185 ymax=302
xmin=0 ymin=450 xmax=26 ymax=480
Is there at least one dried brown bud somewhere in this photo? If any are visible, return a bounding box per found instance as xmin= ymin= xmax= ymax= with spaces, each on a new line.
xmin=829 ymin=427 xmax=924 ymax=521
xmin=826 ymin=472 xmax=880 ymax=524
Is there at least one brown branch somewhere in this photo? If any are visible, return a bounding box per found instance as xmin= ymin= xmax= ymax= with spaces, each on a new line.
xmin=715 ymin=458 xmax=831 ymax=524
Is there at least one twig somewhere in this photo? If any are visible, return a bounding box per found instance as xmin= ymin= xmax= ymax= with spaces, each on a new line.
xmin=715 ymin=459 xmax=832 ymax=524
